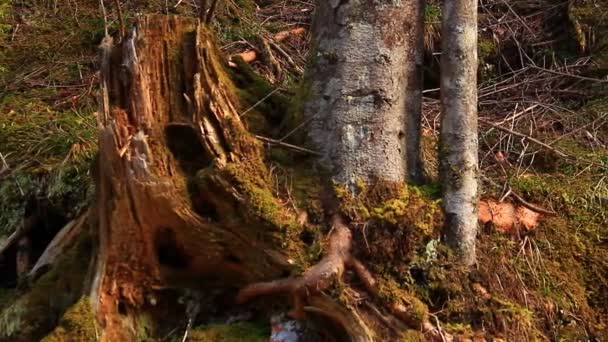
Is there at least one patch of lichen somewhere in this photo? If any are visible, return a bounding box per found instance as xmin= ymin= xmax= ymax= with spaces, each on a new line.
xmin=189 ymin=321 xmax=268 ymax=342
xmin=0 ymin=232 xmax=92 ymax=341
xmin=41 ymin=297 xmax=96 ymax=342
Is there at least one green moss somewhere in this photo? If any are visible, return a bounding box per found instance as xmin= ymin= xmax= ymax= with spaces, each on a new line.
xmin=492 ymin=297 xmax=534 ymax=326
xmin=215 ymin=0 xmax=262 ymax=43
xmin=41 ymin=297 xmax=96 ymax=342
xmin=190 ymin=322 xmax=268 ymax=342
xmin=134 ymin=312 xmax=156 ymax=341
xmin=401 ymin=329 xmax=426 ymax=342
xmin=278 ymin=69 xmax=313 ymax=146
xmin=424 ymin=4 xmax=441 ymax=23
xmin=0 ymin=57 xmax=96 ymax=240
xmin=377 ymin=278 xmax=429 ymax=327
xmin=479 ymin=37 xmax=497 ymax=61
xmin=221 ymin=162 xmax=295 ymax=229
xmin=445 ymin=322 xmax=472 ymax=335
xmin=336 ymin=180 xmax=440 ymax=237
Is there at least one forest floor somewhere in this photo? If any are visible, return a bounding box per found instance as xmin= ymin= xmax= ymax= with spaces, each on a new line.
xmin=0 ymin=0 xmax=607 ymax=341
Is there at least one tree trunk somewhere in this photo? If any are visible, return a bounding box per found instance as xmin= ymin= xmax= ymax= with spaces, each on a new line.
xmin=405 ymin=0 xmax=426 ymax=183
xmin=440 ymin=0 xmax=479 ymax=266
xmin=304 ymin=0 xmax=425 ymax=186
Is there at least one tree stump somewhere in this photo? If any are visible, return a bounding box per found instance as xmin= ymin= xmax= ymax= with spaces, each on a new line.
xmin=93 ymin=15 xmax=294 ymax=340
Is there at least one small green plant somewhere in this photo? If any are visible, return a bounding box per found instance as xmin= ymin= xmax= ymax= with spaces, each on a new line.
xmin=425 ymin=4 xmax=441 ymax=23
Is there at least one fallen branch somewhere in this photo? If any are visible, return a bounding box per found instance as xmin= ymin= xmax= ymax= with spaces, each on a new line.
xmin=509 ymin=190 xmax=557 ymax=216
xmin=480 ymin=118 xmax=568 ymax=157
xmin=480 ymin=119 xmax=608 ymax=171
xmin=228 ymin=27 xmax=306 ymax=67
xmin=529 ymin=65 xmax=608 ymax=84
xmin=482 ymin=175 xmax=557 ymax=216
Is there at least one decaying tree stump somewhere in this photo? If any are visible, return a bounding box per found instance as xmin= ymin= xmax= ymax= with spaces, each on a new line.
xmin=92 ymin=15 xmax=380 ymax=341
xmin=94 ymin=15 xmax=288 ymax=340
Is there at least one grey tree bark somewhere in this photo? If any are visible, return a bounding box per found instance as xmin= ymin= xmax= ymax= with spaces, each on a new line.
xmin=304 ymin=0 xmax=424 ymax=187
xmin=440 ymin=0 xmax=479 ymax=266
xmin=405 ymin=0 xmax=426 ymax=183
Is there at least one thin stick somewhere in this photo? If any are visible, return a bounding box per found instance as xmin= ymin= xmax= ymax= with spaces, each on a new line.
xmin=0 ymin=152 xmax=9 ymax=178
xmin=239 ymin=88 xmax=281 ymax=118
xmin=205 ymin=0 xmax=219 ymax=24
xmin=509 ymin=189 xmax=558 ymax=216
xmin=99 ymin=0 xmax=109 ymax=37
xmin=482 ymin=175 xmax=557 ymax=216
xmin=112 ymin=0 xmax=126 ymax=39
xmin=279 ymin=117 xmax=312 ymax=142
xmin=529 ymin=65 xmax=608 ymax=84
xmin=255 ymin=135 xmax=322 ymax=156
xmin=549 ymin=113 xmax=608 ymax=145
xmin=480 ymin=119 xmax=568 ymax=157
xmin=198 ymin=0 xmax=207 ymax=21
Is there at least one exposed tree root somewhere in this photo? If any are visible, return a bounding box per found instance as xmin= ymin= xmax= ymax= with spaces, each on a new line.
xmin=237 ymin=212 xmax=457 ymax=341
xmin=237 ymin=214 xmax=374 ymax=319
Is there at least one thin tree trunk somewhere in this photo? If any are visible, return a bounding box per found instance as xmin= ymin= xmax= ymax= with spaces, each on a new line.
xmin=405 ymin=0 xmax=426 ymax=183
xmin=440 ymin=0 xmax=479 ymax=266
xmin=304 ymin=0 xmax=424 ymax=186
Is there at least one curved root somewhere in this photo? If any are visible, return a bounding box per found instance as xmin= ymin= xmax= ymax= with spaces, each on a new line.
xmin=236 ymin=214 xmax=373 ymax=318
xmin=237 ymin=213 xmax=455 ymax=341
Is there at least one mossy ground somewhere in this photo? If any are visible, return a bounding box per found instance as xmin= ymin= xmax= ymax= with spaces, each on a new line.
xmin=189 ymin=322 xmax=268 ymax=342
xmin=41 ymin=296 xmax=97 ymax=342
xmin=0 ymin=0 xmax=104 ymax=239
